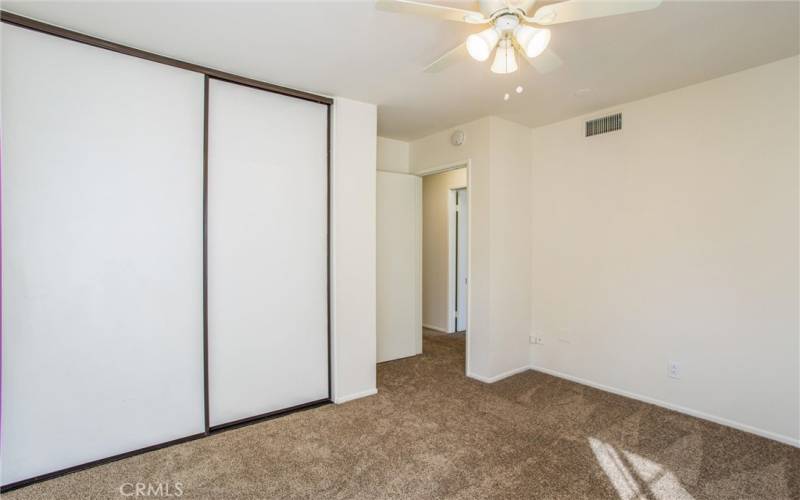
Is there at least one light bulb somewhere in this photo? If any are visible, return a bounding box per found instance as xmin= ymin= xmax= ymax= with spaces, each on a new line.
xmin=513 ymin=25 xmax=551 ymax=58
xmin=516 ymin=86 xmax=523 ymax=94
xmin=490 ymin=40 xmax=518 ymax=74
xmin=466 ymin=27 xmax=500 ymax=62
xmin=504 ymin=93 xmax=510 ymax=101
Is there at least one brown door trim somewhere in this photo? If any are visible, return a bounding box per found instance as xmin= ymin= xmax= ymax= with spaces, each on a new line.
xmin=0 ymin=10 xmax=334 ymax=105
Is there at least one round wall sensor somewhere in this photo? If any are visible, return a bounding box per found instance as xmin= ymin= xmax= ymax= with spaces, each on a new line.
xmin=451 ymin=129 xmax=465 ymax=146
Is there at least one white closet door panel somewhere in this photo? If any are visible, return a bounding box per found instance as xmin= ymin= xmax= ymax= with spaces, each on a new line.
xmin=0 ymin=25 xmax=205 ymax=485
xmin=207 ymin=79 xmax=328 ymax=427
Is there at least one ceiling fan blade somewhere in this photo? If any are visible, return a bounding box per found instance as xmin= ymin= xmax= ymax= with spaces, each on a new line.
xmin=531 ymin=0 xmax=662 ymax=25
xmin=517 ymin=0 xmax=540 ymax=15
xmin=375 ymin=0 xmax=490 ymax=24
xmin=522 ymin=48 xmax=563 ymax=74
xmin=423 ymin=42 xmax=469 ymax=73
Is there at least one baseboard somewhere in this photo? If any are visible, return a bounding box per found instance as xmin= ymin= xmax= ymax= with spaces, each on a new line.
xmin=530 ymin=364 xmax=800 ymax=448
xmin=422 ymin=323 xmax=449 ymax=333
xmin=333 ymin=388 xmax=378 ymax=404
xmin=468 ymin=365 xmax=530 ymax=384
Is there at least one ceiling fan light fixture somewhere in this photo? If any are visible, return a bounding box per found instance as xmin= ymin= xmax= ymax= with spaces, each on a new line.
xmin=466 ymin=27 xmax=500 ymax=62
xmin=490 ymin=40 xmax=518 ymax=74
xmin=514 ymin=25 xmax=551 ymax=58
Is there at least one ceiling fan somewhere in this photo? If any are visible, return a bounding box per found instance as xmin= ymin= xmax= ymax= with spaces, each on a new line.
xmin=376 ymin=0 xmax=663 ymax=74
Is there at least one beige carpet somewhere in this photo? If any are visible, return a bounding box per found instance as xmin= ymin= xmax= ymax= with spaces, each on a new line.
xmin=7 ymin=329 xmax=799 ymax=499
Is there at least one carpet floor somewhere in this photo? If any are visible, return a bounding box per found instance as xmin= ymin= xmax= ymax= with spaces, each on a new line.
xmin=7 ymin=329 xmax=799 ymax=499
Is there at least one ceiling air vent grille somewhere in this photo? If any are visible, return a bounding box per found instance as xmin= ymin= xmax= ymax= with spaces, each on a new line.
xmin=585 ymin=113 xmax=622 ymax=137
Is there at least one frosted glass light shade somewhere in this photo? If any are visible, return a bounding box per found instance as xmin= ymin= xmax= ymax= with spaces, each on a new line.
xmin=466 ymin=27 xmax=500 ymax=62
xmin=514 ymin=25 xmax=551 ymax=58
xmin=491 ymin=40 xmax=518 ymax=74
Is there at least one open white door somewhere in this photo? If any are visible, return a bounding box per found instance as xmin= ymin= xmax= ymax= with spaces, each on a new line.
xmin=455 ymin=189 xmax=469 ymax=332
xmin=376 ymin=172 xmax=422 ymax=362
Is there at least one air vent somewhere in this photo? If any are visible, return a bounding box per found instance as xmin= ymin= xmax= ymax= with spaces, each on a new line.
xmin=585 ymin=113 xmax=622 ymax=137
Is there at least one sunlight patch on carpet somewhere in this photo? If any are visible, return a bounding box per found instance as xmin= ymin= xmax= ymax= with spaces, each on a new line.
xmin=589 ymin=437 xmax=694 ymax=500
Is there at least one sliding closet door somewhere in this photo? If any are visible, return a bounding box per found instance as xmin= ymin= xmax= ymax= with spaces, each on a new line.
xmin=0 ymin=24 xmax=205 ymax=485
xmin=207 ymin=79 xmax=329 ymax=428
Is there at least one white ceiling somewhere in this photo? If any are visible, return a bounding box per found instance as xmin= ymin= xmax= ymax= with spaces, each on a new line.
xmin=4 ymin=1 xmax=798 ymax=140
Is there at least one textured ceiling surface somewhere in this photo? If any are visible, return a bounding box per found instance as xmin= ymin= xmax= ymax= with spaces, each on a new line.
xmin=4 ymin=1 xmax=799 ymax=139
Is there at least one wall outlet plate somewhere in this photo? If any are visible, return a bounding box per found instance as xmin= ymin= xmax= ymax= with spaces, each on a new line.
xmin=668 ymin=362 xmax=681 ymax=379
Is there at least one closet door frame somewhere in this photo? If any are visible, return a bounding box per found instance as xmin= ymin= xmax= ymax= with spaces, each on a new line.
xmin=0 ymin=12 xmax=333 ymax=105
xmin=0 ymin=10 xmax=332 ymax=493
xmin=202 ymin=75 xmax=332 ymax=433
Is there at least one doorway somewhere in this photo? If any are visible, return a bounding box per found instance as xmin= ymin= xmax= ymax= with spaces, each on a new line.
xmin=375 ymin=163 xmax=469 ymax=371
xmin=421 ymin=167 xmax=468 ymax=336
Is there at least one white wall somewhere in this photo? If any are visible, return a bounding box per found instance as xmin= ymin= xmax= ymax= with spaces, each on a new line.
xmin=410 ymin=117 xmax=532 ymax=380
xmin=488 ymin=117 xmax=532 ymax=377
xmin=331 ymin=97 xmax=378 ymax=403
xmin=422 ymin=168 xmax=467 ymax=332
xmin=530 ymin=56 xmax=800 ymax=445
xmin=377 ymin=136 xmax=410 ymax=173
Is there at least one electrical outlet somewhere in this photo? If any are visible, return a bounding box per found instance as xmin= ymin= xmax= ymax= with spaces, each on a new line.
xmin=536 ymin=336 xmax=544 ymax=345
xmin=668 ymin=362 xmax=680 ymax=379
